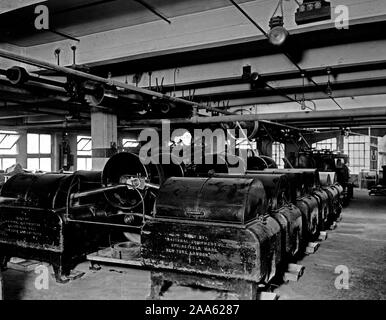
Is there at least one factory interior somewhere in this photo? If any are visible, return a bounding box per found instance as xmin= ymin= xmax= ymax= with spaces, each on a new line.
xmin=0 ymin=0 xmax=385 ymax=302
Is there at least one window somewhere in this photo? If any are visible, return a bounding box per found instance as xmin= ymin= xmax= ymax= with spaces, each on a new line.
xmin=312 ymin=138 xmax=337 ymax=151
xmin=236 ymin=138 xmax=256 ymax=150
xmin=344 ymin=135 xmax=370 ymax=174
xmin=27 ymin=133 xmax=52 ymax=171
xmin=77 ymin=157 xmax=92 ymax=171
xmin=77 ymin=136 xmax=92 ymax=170
xmin=0 ymin=131 xmax=19 ymax=171
xmin=272 ymin=142 xmax=285 ymax=169
xmin=0 ymin=158 xmax=16 ymax=171
xmin=27 ymin=158 xmax=51 ymax=172
xmin=122 ymin=138 xmax=140 ymax=148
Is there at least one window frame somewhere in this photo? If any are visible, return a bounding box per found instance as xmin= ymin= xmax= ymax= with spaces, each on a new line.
xmin=272 ymin=141 xmax=285 ymax=169
xmin=76 ymin=135 xmax=92 ymax=170
xmin=26 ymin=133 xmax=53 ymax=172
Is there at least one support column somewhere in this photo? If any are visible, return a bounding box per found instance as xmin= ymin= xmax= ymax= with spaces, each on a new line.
xmin=52 ymin=133 xmax=61 ymax=172
xmin=16 ymin=131 xmax=27 ymax=168
xmin=91 ymin=110 xmax=117 ymax=171
xmin=68 ymin=133 xmax=78 ymax=171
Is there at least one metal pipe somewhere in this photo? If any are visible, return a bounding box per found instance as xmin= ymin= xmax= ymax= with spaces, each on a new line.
xmin=67 ymin=219 xmax=142 ymax=232
xmin=0 ymin=49 xmax=310 ymax=136
xmin=27 ymin=74 xmax=67 ymax=88
xmin=71 ymin=184 xmax=128 ymax=200
xmin=0 ymin=82 xmax=69 ymax=101
xmin=1 ymin=67 xmax=67 ymax=88
xmin=0 ymin=49 xmax=231 ymax=115
xmin=259 ymin=120 xmax=309 ymax=132
xmin=0 ymin=49 xmax=309 ymax=135
xmin=120 ymin=106 xmax=386 ymax=126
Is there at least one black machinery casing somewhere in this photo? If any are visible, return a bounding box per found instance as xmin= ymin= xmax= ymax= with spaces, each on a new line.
xmin=141 ymin=177 xmax=282 ymax=283
xmin=214 ymin=173 xmax=303 ymax=259
xmin=245 ymin=174 xmax=303 ymax=258
xmin=285 ymin=169 xmax=331 ymax=231
xmin=0 ymin=171 xmax=108 ymax=282
xmin=319 ymin=171 xmax=343 ymax=221
xmin=249 ymin=169 xmax=320 ymax=241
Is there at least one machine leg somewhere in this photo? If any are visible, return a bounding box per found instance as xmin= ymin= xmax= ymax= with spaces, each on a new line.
xmin=148 ymin=272 xmax=171 ymax=300
xmin=52 ymin=264 xmax=70 ymax=284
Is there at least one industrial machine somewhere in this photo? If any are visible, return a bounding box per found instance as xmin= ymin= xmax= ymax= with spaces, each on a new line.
xmin=249 ymin=169 xmax=320 ymax=242
xmin=0 ymin=171 xmax=108 ymax=282
xmin=0 ymin=152 xmax=183 ymax=281
xmin=214 ymin=173 xmax=303 ymax=259
xmin=319 ymin=171 xmax=343 ymax=222
xmin=276 ymin=169 xmax=331 ymax=231
xmin=0 ymin=147 xmax=346 ymax=288
xmin=141 ymin=177 xmax=283 ymax=284
xmin=287 ymin=149 xmax=353 ymax=206
xmin=369 ymin=165 xmax=386 ymax=196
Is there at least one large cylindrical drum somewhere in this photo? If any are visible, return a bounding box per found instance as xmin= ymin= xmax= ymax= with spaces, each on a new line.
xmin=0 ymin=173 xmax=73 ymax=209
xmin=155 ymin=177 xmax=267 ymax=223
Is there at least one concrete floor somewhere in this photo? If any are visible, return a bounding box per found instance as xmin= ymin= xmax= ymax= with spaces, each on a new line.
xmin=2 ymin=189 xmax=385 ymax=300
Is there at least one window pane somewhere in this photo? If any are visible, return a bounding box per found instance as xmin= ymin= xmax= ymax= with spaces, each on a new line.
xmin=40 ymin=158 xmax=51 ymax=172
xmin=27 ymin=158 xmax=39 ymax=170
xmin=272 ymin=142 xmax=285 ymax=169
xmin=77 ymin=136 xmax=92 ymax=156
xmin=39 ymin=134 xmax=51 ymax=154
xmin=0 ymin=134 xmax=19 ymax=149
xmin=86 ymin=158 xmax=92 ymax=170
xmin=0 ymin=144 xmax=18 ymax=155
xmin=2 ymin=158 xmax=16 ymax=170
xmin=122 ymin=138 xmax=140 ymax=148
xmin=77 ymin=158 xmax=86 ymax=170
xmin=27 ymin=134 xmax=39 ymax=154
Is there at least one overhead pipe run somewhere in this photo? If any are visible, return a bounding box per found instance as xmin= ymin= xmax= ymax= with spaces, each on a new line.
xmin=0 ymin=49 xmax=232 ymax=116
xmin=0 ymin=49 xmax=310 ymax=135
xmin=120 ymin=107 xmax=386 ymax=126
xmin=4 ymin=66 xmax=67 ymax=88
xmin=0 ymin=49 xmax=304 ymax=139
